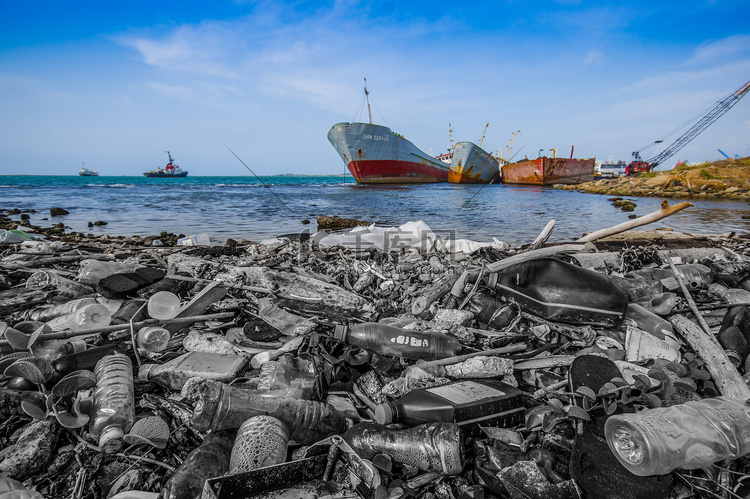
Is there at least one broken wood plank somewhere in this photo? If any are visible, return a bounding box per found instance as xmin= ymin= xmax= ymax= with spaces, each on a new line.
xmin=575 ymin=201 xmax=694 ymax=243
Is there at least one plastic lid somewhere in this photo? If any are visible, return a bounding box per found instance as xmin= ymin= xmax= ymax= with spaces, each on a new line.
xmin=333 ymin=325 xmax=349 ymax=342
xmin=138 ymin=363 xmax=156 ymax=381
xmin=373 ymin=403 xmax=394 ymax=425
xmin=99 ymin=425 xmax=125 ymax=454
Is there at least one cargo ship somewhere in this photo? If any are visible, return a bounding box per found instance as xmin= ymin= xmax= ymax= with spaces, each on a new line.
xmin=448 ymin=141 xmax=500 ymax=184
xmin=502 ymin=155 xmax=595 ymax=185
xmin=327 ymin=81 xmax=450 ymax=184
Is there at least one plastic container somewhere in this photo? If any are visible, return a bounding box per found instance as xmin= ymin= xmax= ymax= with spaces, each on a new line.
xmin=624 ymin=303 xmax=679 ymax=347
xmin=463 ymin=292 xmax=516 ymax=329
xmin=373 ymin=379 xmax=524 ymax=431
xmin=30 ymin=338 xmax=87 ymax=362
xmin=146 ymin=291 xmax=181 ymax=320
xmin=485 ymin=257 xmax=628 ymax=326
xmin=52 ymin=342 xmax=131 ymax=376
xmin=136 ymin=326 xmax=171 ymax=353
xmin=343 ymin=421 xmax=464 ymax=475
xmin=230 ymin=416 xmax=289 ymax=474
xmin=190 ymin=379 xmax=347 ymax=445
xmin=25 ymin=270 xmax=94 ymax=299
xmin=633 ymin=292 xmax=678 ymax=316
xmin=77 ymin=259 xmax=143 ymax=285
xmin=709 ymin=283 xmax=750 ymax=305
xmin=604 ymin=396 xmax=750 ymax=476
xmin=138 ymin=351 xmax=248 ymax=390
xmin=45 ymin=303 xmax=112 ymax=332
xmin=90 ymin=353 xmax=135 ymax=453
xmin=162 ymin=431 xmax=233 ymax=499
xmin=333 ymin=323 xmax=461 ymax=361
xmin=26 ymin=297 xmax=99 ymax=322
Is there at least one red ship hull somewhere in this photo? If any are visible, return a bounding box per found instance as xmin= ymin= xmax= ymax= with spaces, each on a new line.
xmin=347 ymin=159 xmax=449 ymax=184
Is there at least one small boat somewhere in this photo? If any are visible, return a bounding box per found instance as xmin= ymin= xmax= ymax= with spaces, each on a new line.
xmin=143 ymin=152 xmax=189 ymax=178
xmin=327 ymin=80 xmax=450 ymax=184
xmin=502 ymin=151 xmax=595 ymax=186
xmin=448 ymin=142 xmax=500 ymax=184
xmin=78 ymin=163 xmax=99 ymax=177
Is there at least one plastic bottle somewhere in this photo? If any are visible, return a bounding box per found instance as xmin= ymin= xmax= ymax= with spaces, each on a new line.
xmin=30 ymin=338 xmax=87 ymax=362
xmin=256 ymin=359 xmax=315 ymax=399
xmin=190 ymin=379 xmax=347 ymax=445
xmin=624 ymin=303 xmax=679 ymax=347
xmin=26 ymin=297 xmax=99 ymax=322
xmin=77 ymin=259 xmax=143 ymax=285
xmin=52 ymin=342 xmax=132 ymax=376
xmin=89 ymin=353 xmax=135 ymax=453
xmin=138 ymin=351 xmax=248 ymax=390
xmin=136 ymin=326 xmax=171 ymax=353
xmin=343 ymin=421 xmax=464 ymax=475
xmin=709 ymin=283 xmax=750 ymax=305
xmin=45 ymin=303 xmax=112 ymax=332
xmin=627 ymin=264 xmax=714 ymax=289
xmin=146 ymin=291 xmax=180 ymax=320
xmin=604 ymin=397 xmax=750 ymax=476
xmin=484 ymin=257 xmax=628 ymax=326
xmin=716 ymin=306 xmax=750 ymax=368
xmin=161 ymin=431 xmax=233 ymax=499
xmin=373 ymin=379 xmax=524 ymax=431
xmin=25 ymin=270 xmax=94 ymax=299
xmin=463 ymin=292 xmax=516 ymax=329
xmin=333 ymin=323 xmax=461 ymax=361
xmin=633 ymin=292 xmax=678 ymax=316
xmin=230 ymin=416 xmax=289 ymax=474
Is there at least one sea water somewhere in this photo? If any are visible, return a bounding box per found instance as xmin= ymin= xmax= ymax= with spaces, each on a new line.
xmin=1 ymin=175 xmax=748 ymax=246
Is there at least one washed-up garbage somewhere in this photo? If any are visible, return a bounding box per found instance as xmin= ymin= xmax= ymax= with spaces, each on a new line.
xmin=3 ymin=223 xmax=750 ymax=498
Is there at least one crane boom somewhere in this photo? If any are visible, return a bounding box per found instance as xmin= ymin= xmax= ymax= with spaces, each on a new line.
xmin=627 ymin=79 xmax=750 ymax=174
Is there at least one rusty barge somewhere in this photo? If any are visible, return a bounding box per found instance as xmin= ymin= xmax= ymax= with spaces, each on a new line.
xmin=501 ymin=155 xmax=595 ymax=185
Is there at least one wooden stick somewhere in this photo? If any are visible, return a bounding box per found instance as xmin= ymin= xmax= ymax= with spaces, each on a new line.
xmin=575 ymin=201 xmax=693 ymax=243
xmin=411 ymin=272 xmax=460 ymax=316
xmin=0 ymin=253 xmax=115 ymax=270
xmin=661 ymin=251 xmax=716 ymax=342
xmin=670 ymin=314 xmax=750 ymax=399
xmin=513 ymin=355 xmax=576 ymax=371
xmin=486 ymin=244 xmax=587 ymax=273
xmin=415 ymin=343 xmax=527 ymax=369
xmin=527 ymin=220 xmax=555 ymax=251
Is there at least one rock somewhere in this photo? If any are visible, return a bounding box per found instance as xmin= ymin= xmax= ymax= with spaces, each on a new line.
xmin=316 ymin=215 xmax=371 ymax=230
xmin=49 ymin=207 xmax=69 ymax=216
xmin=0 ymin=419 xmax=60 ymax=480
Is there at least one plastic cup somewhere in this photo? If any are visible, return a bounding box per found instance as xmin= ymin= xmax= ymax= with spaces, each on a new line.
xmin=147 ymin=291 xmax=181 ymax=320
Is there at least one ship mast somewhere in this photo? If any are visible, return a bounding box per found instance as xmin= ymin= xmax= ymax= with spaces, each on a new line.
xmin=449 ymin=123 xmax=454 ymax=151
xmin=478 ymin=121 xmax=490 ymax=148
xmin=364 ymin=78 xmax=373 ymax=125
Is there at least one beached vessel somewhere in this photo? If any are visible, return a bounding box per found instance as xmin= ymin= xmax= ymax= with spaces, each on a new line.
xmin=502 ymin=156 xmax=595 ymax=185
xmin=327 ymin=81 xmax=450 ymax=184
xmin=448 ymin=141 xmax=500 ymax=184
xmin=78 ymin=163 xmax=99 ymax=177
xmin=143 ymin=152 xmax=188 ymax=178
xmin=595 ymin=160 xmax=627 ymax=179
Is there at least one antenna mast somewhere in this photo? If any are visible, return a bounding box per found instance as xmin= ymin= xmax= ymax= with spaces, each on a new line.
xmin=364 ymin=78 xmax=373 ymax=124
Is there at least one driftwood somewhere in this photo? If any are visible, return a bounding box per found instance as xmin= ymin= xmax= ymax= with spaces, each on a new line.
xmin=661 ymin=251 xmax=715 ymax=339
xmin=526 ymin=220 xmax=555 ymax=251
xmin=670 ymin=314 xmax=750 ymax=399
xmin=486 ymin=244 xmax=588 ymax=273
xmin=411 ymin=272 xmax=460 ymax=316
xmin=513 ymin=355 xmax=576 ymax=371
xmin=415 ymin=343 xmax=526 ymax=369
xmin=575 ymin=201 xmax=694 ymax=243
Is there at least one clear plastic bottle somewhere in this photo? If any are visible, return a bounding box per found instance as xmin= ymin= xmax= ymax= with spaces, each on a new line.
xmin=27 ymin=297 xmax=99 ymax=322
xmin=709 ymin=283 xmax=750 ymax=305
xmin=333 ymin=323 xmax=461 ymax=361
xmin=256 ymin=358 xmax=315 ymax=399
xmin=138 ymin=351 xmax=248 ymax=390
xmin=77 ymin=259 xmax=143 ymax=285
xmin=89 ymin=353 xmax=135 ymax=453
xmin=136 ymin=326 xmax=171 ymax=353
xmin=30 ymin=338 xmax=87 ymax=361
xmin=624 ymin=303 xmax=679 ymax=347
xmin=190 ymin=379 xmax=347 ymax=445
xmin=373 ymin=379 xmax=524 ymax=431
xmin=162 ymin=431 xmax=233 ymax=499
xmin=343 ymin=421 xmax=464 ymax=475
xmin=146 ymin=291 xmax=181 ymax=320
xmin=45 ymin=303 xmax=112 ymax=332
xmin=605 ymin=397 xmax=750 ymax=476
xmin=25 ymin=270 xmax=94 ymax=299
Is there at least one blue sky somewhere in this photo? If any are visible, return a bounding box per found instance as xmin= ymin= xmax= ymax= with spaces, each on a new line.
xmin=1 ymin=0 xmax=749 ymax=176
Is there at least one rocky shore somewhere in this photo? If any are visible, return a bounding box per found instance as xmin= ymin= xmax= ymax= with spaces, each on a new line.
xmin=555 ymin=156 xmax=750 ymax=201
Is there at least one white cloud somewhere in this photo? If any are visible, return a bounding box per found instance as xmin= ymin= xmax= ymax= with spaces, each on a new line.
xmin=584 ymin=50 xmax=607 ymax=66
xmin=685 ymin=34 xmax=750 ymax=66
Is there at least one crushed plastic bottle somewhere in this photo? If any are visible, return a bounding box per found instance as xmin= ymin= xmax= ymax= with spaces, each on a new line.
xmin=45 ymin=303 xmax=112 ymax=332
xmin=161 ymin=431 xmax=233 ymax=499
xmin=25 ymin=270 xmax=94 ymax=299
xmin=333 ymin=322 xmax=461 ymax=361
xmin=709 ymin=283 xmax=750 ymax=305
xmin=89 ymin=353 xmax=135 ymax=453
xmin=138 ymin=351 xmax=248 ymax=390
xmin=77 ymin=259 xmax=144 ymax=285
xmin=605 ymin=396 xmax=750 ymax=476
xmin=26 ymin=297 xmax=99 ymax=322
xmin=230 ymin=416 xmax=289 ymax=474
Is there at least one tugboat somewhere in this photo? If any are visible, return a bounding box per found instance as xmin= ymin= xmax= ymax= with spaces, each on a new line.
xmin=78 ymin=163 xmax=99 ymax=176
xmin=143 ymin=152 xmax=189 ymax=177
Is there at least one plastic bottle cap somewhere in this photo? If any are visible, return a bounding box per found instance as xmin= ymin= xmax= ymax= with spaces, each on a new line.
xmin=99 ymin=425 xmax=125 ymax=454
xmin=333 ymin=325 xmax=349 ymax=342
xmin=373 ymin=403 xmax=394 ymax=425
xmin=138 ymin=363 xmax=156 ymax=381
